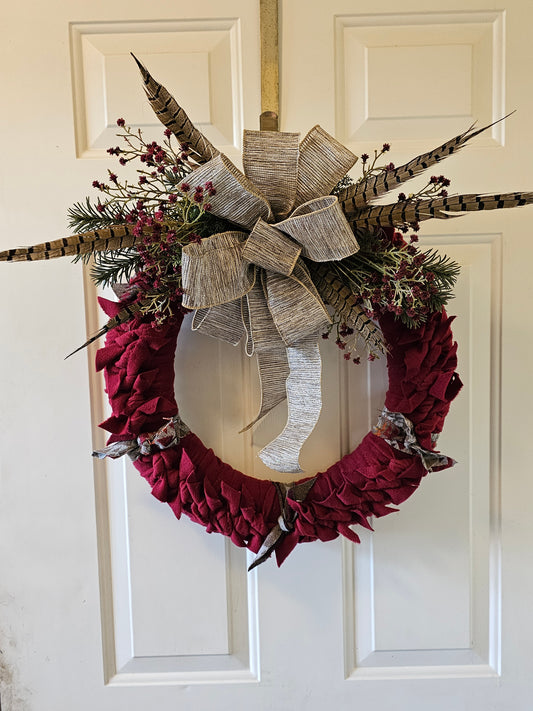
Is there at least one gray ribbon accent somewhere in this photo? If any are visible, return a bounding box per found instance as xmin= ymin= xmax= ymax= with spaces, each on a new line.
xmin=92 ymin=414 xmax=190 ymax=462
xmin=373 ymin=406 xmax=455 ymax=471
xmin=248 ymin=476 xmax=317 ymax=571
xmin=92 ymin=439 xmax=140 ymax=461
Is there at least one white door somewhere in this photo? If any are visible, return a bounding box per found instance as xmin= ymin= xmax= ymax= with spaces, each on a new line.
xmin=1 ymin=1 xmax=532 ymax=709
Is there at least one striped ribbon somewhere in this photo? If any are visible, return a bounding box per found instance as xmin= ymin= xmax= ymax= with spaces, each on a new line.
xmin=181 ymin=126 xmax=358 ymax=473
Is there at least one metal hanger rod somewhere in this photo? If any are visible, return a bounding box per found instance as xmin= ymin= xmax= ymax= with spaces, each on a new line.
xmin=260 ymin=0 xmax=280 ymax=131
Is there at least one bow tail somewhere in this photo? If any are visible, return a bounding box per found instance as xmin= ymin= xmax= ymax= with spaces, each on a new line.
xmin=239 ymin=345 xmax=290 ymax=433
xmin=240 ymin=283 xmax=289 ymax=431
xmin=254 ymin=265 xmax=330 ymax=473
xmin=259 ymin=333 xmax=323 ymax=473
xmin=191 ymin=301 xmax=245 ymax=345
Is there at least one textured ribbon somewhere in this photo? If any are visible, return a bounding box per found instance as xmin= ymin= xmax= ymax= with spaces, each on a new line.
xmin=373 ymin=406 xmax=455 ymax=471
xmin=92 ymin=415 xmax=190 ymax=462
xmin=181 ymin=126 xmax=359 ymax=473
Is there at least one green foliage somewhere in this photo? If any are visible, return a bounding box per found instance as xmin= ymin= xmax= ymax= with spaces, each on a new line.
xmin=67 ymin=198 xmax=126 ymax=234
xmin=90 ymin=249 xmax=142 ymax=287
xmin=69 ymin=121 xmax=460 ymax=333
xmin=418 ymin=248 xmax=460 ymax=313
xmin=323 ymin=230 xmax=460 ymax=328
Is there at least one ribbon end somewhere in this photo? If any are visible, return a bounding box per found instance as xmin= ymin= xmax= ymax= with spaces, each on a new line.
xmin=239 ymin=394 xmax=287 ymax=434
xmin=238 ymin=409 xmax=276 ymax=434
xmin=259 ymin=444 xmax=303 ymax=474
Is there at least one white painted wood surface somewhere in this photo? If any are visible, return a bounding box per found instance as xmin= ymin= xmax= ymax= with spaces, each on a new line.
xmin=1 ymin=0 xmax=532 ymax=709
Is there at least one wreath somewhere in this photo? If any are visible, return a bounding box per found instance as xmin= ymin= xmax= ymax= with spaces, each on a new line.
xmin=93 ymin=298 xmax=461 ymax=568
xmin=2 ymin=56 xmax=532 ymax=568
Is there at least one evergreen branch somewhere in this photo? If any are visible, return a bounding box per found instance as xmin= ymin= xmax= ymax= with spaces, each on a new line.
xmin=420 ymin=248 xmax=461 ymax=280
xmin=68 ymin=197 xmax=127 ymax=233
xmin=90 ymin=249 xmax=142 ymax=287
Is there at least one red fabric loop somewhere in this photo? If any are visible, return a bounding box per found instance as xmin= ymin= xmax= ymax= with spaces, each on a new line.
xmin=96 ymin=304 xmax=462 ymax=566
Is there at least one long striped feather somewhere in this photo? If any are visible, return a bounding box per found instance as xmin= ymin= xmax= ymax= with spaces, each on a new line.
xmin=0 ymin=225 xmax=140 ymax=262
xmin=65 ymin=298 xmax=150 ymax=358
xmin=131 ymin=54 xmax=219 ymax=165
xmin=340 ymin=116 xmax=511 ymax=212
xmin=310 ymin=263 xmax=386 ymax=354
xmin=349 ymin=192 xmax=533 ymax=230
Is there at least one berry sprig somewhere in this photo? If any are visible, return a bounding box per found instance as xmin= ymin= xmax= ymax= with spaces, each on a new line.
xmin=69 ymin=123 xmax=459 ymax=343
xmin=321 ymin=320 xmax=371 ymax=365
xmin=90 ymin=119 xmax=194 ymax=220
xmin=359 ymin=143 xmax=393 ymax=182
xmin=68 ymin=119 xmax=226 ymax=324
xmin=397 ymin=174 xmax=451 ymax=204
xmin=320 ymin=228 xmax=460 ymax=331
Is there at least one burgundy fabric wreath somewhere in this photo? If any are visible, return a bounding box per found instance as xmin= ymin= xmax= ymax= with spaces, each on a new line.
xmin=95 ymin=296 xmax=462 ymax=567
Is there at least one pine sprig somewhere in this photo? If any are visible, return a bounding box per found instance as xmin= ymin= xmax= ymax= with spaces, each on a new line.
xmin=195 ymin=211 xmax=235 ymax=237
xmin=418 ymin=249 xmax=460 ymax=313
xmin=90 ymin=249 xmax=142 ymax=287
xmin=67 ymin=198 xmax=126 ymax=234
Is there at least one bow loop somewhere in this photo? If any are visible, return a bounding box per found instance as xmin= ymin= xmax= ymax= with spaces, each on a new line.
xmin=243 ymin=130 xmax=300 ymax=219
xmin=191 ymin=302 xmax=245 ymax=346
xmin=294 ymin=125 xmax=358 ymax=207
xmin=187 ymin=153 xmax=273 ymax=229
xmin=243 ymin=219 xmax=301 ymax=276
xmin=181 ymin=231 xmax=254 ymax=310
xmin=277 ymin=195 xmax=360 ymax=261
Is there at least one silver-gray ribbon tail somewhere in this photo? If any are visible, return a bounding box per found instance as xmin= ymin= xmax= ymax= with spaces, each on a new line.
xmin=259 ymin=334 xmax=322 ymax=473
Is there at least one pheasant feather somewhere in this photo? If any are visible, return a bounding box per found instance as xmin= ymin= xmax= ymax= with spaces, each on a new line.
xmin=339 ymin=117 xmax=510 ymax=212
xmin=310 ymin=264 xmax=386 ymax=354
xmin=131 ymin=54 xmax=219 ymax=165
xmin=65 ymin=298 xmax=150 ymax=359
xmin=350 ymin=192 xmax=533 ymax=230
xmin=0 ymin=225 xmax=140 ymax=262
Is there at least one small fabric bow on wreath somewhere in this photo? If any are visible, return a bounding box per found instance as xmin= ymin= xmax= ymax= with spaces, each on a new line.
xmin=2 ymin=55 xmax=533 ymax=568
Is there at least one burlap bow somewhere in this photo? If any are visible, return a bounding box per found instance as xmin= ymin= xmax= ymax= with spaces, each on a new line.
xmin=181 ymin=126 xmax=359 ymax=473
